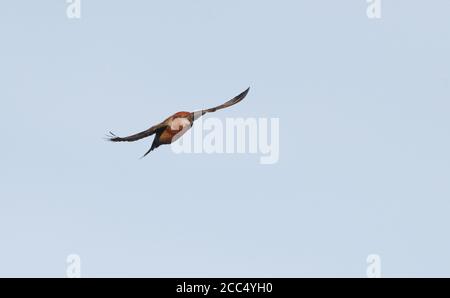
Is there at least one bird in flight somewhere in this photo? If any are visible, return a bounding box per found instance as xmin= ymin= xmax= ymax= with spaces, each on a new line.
xmin=108 ymin=87 xmax=250 ymax=158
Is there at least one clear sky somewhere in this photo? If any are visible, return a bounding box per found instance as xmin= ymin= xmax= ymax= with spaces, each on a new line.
xmin=1 ymin=1 xmax=449 ymax=277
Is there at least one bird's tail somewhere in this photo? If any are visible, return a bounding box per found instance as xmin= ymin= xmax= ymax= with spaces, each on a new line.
xmin=140 ymin=138 xmax=161 ymax=159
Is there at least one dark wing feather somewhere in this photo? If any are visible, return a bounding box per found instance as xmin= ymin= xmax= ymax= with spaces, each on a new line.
xmin=108 ymin=123 xmax=167 ymax=142
xmin=193 ymin=87 xmax=250 ymax=120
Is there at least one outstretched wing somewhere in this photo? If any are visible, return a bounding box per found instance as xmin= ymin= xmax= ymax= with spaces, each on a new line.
xmin=108 ymin=122 xmax=167 ymax=142
xmin=193 ymin=87 xmax=250 ymax=120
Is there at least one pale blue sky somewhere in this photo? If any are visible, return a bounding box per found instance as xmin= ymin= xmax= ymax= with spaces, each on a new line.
xmin=1 ymin=1 xmax=450 ymax=277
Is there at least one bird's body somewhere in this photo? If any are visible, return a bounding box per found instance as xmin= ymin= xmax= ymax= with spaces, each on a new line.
xmin=108 ymin=88 xmax=249 ymax=158
xmin=157 ymin=112 xmax=192 ymax=146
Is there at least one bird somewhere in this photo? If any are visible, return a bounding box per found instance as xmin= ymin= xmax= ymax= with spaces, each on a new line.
xmin=108 ymin=87 xmax=250 ymax=158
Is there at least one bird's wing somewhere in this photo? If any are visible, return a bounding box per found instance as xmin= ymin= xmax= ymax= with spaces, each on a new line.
xmin=193 ymin=87 xmax=250 ymax=120
xmin=108 ymin=122 xmax=167 ymax=142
